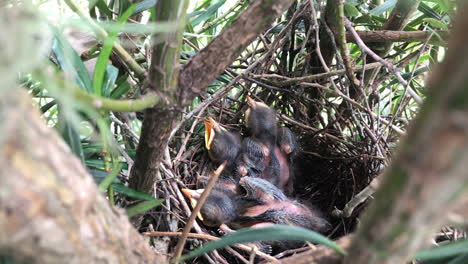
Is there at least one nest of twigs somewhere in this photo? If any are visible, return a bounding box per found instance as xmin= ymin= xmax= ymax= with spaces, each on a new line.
xmin=139 ymin=3 xmax=406 ymax=263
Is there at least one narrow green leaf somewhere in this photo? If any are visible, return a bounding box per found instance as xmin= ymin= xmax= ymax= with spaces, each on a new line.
xmin=112 ymin=183 xmax=156 ymax=200
xmin=126 ymin=199 xmax=164 ymax=217
xmin=110 ymin=80 xmax=131 ymax=99
xmin=93 ymin=5 xmax=136 ymax=95
xmin=99 ymin=163 xmax=122 ymax=192
xmin=133 ymin=0 xmax=156 ymax=15
xmin=423 ymin=18 xmax=449 ymax=30
xmin=57 ymin=111 xmax=85 ymax=163
xmin=179 ymin=225 xmax=345 ymax=262
xmin=415 ymin=239 xmax=468 ymax=261
xmin=418 ymin=2 xmax=443 ymax=20
xmin=94 ymin=0 xmax=113 ymax=18
xmin=369 ymin=0 xmax=397 ymax=16
xmin=51 ymin=28 xmax=93 ymax=93
xmin=191 ymin=0 xmax=226 ymax=27
xmin=101 ymin=65 xmax=119 ymax=97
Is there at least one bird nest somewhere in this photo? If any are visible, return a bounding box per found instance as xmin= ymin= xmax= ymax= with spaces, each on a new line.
xmin=139 ymin=85 xmax=389 ymax=263
xmin=139 ymin=4 xmax=400 ymax=262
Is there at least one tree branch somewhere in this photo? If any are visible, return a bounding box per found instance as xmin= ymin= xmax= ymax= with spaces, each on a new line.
xmin=346 ymin=30 xmax=448 ymax=45
xmin=128 ymin=0 xmax=188 ymax=194
xmin=0 ymin=90 xmax=159 ymax=263
xmin=177 ymin=0 xmax=295 ymax=106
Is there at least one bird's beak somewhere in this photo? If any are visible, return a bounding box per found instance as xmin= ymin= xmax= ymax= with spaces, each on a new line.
xmin=204 ymin=117 xmax=218 ymax=150
xmin=246 ymin=96 xmax=257 ymax=109
xmin=181 ymin=188 xmax=204 ymax=220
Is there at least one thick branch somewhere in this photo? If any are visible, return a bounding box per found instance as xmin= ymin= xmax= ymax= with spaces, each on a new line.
xmin=345 ymin=4 xmax=468 ymax=263
xmin=346 ymin=30 xmax=448 ymax=45
xmin=177 ymin=0 xmax=295 ymax=106
xmin=0 ymin=91 xmax=158 ymax=263
xmin=374 ymin=0 xmax=422 ymax=55
xmin=128 ymin=0 xmax=188 ymax=193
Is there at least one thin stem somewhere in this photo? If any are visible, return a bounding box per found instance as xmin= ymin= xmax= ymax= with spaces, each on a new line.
xmin=172 ymin=162 xmax=227 ymax=262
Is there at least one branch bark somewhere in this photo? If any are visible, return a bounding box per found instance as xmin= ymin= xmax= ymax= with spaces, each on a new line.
xmin=0 ymin=90 xmax=159 ymax=263
xmin=177 ymin=0 xmax=295 ymax=106
xmin=346 ymin=30 xmax=448 ymax=45
xmin=128 ymin=0 xmax=188 ymax=193
xmin=345 ymin=3 xmax=468 ymax=263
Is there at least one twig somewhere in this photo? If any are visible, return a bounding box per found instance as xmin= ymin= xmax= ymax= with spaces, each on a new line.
xmin=332 ymin=177 xmax=380 ymax=218
xmin=344 ymin=19 xmax=423 ymax=104
xmin=145 ymin=231 xmax=278 ymax=262
xmin=300 ymin=82 xmax=405 ymax=136
xmin=252 ymin=62 xmax=383 ymax=86
xmin=172 ymin=162 xmax=227 ymax=262
xmin=336 ymin=1 xmax=360 ymax=89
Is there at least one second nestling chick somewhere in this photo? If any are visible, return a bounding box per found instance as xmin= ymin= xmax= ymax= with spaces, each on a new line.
xmin=233 ymin=177 xmax=331 ymax=233
xmin=204 ymin=117 xmax=242 ymax=173
xmin=182 ymin=174 xmax=240 ymax=227
xmin=232 ymin=177 xmax=332 ymax=250
xmin=276 ymin=126 xmax=300 ymax=194
xmin=237 ymin=97 xmax=283 ymax=187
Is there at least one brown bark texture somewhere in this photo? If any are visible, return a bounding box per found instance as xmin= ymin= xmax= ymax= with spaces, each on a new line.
xmin=177 ymin=0 xmax=295 ymax=106
xmin=345 ymin=3 xmax=468 ymax=264
xmin=128 ymin=0 xmax=187 ymax=193
xmin=0 ymin=91 xmax=158 ymax=264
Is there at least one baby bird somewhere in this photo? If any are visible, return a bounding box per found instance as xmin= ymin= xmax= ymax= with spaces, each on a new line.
xmin=233 ymin=177 xmax=331 ymax=234
xmin=204 ymin=117 xmax=242 ymax=173
xmin=182 ymin=174 xmax=240 ymax=227
xmin=276 ymin=126 xmax=300 ymax=193
xmin=237 ymin=97 xmax=283 ymax=187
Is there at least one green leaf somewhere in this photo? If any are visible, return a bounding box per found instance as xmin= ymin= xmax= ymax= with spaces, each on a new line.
xmin=415 ymin=239 xmax=468 ymax=261
xmin=112 ymin=183 xmax=156 ymax=200
xmin=418 ymin=2 xmax=443 ymax=20
xmin=344 ymin=3 xmax=360 ymax=18
xmin=126 ymin=199 xmax=164 ymax=217
xmin=110 ymin=79 xmax=131 ymax=99
xmin=191 ymin=0 xmax=226 ymax=27
xmin=57 ymin=110 xmax=85 ymax=164
xmin=99 ymin=163 xmax=122 ymax=192
xmin=179 ymin=225 xmax=346 ymax=262
xmin=133 ymin=0 xmax=156 ymax=15
xmin=94 ymin=0 xmax=113 ymax=18
xmin=369 ymin=0 xmax=397 ymax=16
xmin=423 ymin=18 xmax=449 ymax=30
xmin=93 ymin=4 xmax=136 ymax=95
xmin=101 ymin=65 xmax=119 ymax=97
xmin=51 ymin=28 xmax=93 ymax=93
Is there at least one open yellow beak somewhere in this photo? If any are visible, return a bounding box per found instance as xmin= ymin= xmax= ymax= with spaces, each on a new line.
xmin=204 ymin=117 xmax=217 ymax=150
xmin=181 ymin=188 xmax=204 ymax=221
